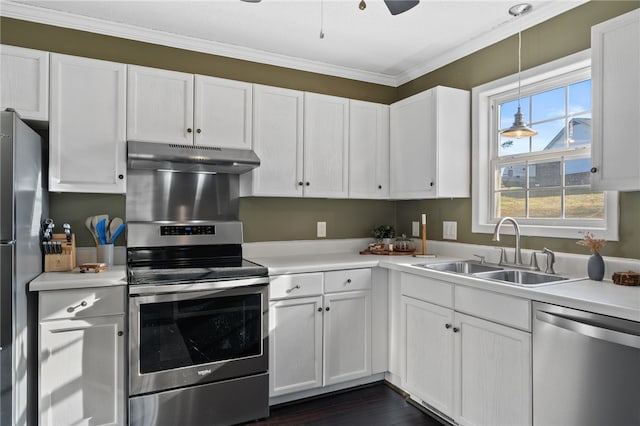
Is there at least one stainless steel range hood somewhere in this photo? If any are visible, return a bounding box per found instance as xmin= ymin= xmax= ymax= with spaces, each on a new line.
xmin=127 ymin=141 xmax=260 ymax=174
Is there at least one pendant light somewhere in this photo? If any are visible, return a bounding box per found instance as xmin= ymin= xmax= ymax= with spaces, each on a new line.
xmin=501 ymin=4 xmax=537 ymax=139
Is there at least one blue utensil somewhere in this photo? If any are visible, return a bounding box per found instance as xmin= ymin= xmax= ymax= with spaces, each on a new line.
xmin=110 ymin=223 xmax=125 ymax=244
xmin=97 ymin=218 xmax=108 ymax=245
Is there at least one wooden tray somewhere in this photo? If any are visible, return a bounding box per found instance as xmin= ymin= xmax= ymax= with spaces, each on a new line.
xmin=360 ymin=248 xmax=416 ymax=256
xmin=612 ymin=271 xmax=640 ymax=286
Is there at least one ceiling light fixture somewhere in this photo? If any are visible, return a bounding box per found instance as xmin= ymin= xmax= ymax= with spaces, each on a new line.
xmin=359 ymin=0 xmax=367 ymax=11
xmin=501 ymin=4 xmax=537 ymax=139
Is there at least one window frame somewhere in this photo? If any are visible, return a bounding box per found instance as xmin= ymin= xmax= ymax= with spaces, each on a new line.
xmin=472 ymin=49 xmax=619 ymax=241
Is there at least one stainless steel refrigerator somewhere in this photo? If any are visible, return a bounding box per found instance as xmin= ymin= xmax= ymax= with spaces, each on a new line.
xmin=1 ymin=111 xmax=46 ymax=426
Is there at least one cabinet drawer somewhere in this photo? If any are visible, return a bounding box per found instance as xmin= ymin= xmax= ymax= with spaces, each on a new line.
xmin=324 ymin=269 xmax=371 ymax=293
xmin=269 ymin=273 xmax=323 ymax=300
xmin=400 ymin=273 xmax=453 ymax=308
xmin=455 ymin=286 xmax=531 ymax=331
xmin=39 ymin=286 xmax=125 ymax=321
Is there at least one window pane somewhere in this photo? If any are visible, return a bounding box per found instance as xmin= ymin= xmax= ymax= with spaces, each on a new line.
xmin=499 ymin=136 xmax=530 ymax=156
xmin=532 ymin=87 xmax=565 ymax=123
xmin=496 ymin=190 xmax=525 ymax=218
xmin=529 ymin=161 xmax=561 ymax=188
xmin=565 ymin=158 xmax=591 ymax=185
xmin=566 ymin=188 xmax=604 ymax=219
xmin=567 ymin=114 xmax=591 ymax=146
xmin=530 ymin=119 xmax=565 ymax=152
xmin=499 ymin=97 xmax=531 ymax=130
xmin=568 ymin=80 xmax=591 ymax=114
xmin=529 ymin=189 xmax=562 ymax=218
xmin=498 ymin=165 xmax=526 ymax=189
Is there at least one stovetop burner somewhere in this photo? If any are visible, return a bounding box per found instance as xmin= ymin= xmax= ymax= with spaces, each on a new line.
xmin=127 ymin=243 xmax=268 ymax=286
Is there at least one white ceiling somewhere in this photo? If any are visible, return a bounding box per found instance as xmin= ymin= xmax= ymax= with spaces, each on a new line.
xmin=0 ymin=0 xmax=586 ymax=86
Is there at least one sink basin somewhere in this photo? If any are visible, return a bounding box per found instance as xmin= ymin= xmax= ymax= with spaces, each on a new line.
xmin=415 ymin=261 xmax=504 ymax=274
xmin=473 ymin=270 xmax=570 ymax=286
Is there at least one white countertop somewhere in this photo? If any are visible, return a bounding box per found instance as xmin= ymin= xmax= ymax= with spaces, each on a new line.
xmin=30 ymin=265 xmax=127 ymax=291
xmin=252 ymin=252 xmax=640 ymax=322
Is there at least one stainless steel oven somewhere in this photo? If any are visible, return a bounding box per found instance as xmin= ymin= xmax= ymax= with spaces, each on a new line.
xmin=126 ymin=141 xmax=268 ymax=426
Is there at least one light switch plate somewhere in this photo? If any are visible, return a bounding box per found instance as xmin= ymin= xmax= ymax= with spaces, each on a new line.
xmin=443 ymin=221 xmax=457 ymax=240
xmin=317 ymin=221 xmax=326 ymax=238
xmin=412 ymin=221 xmax=420 ymax=237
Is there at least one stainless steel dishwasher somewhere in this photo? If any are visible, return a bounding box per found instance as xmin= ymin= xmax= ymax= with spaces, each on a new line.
xmin=533 ymin=301 xmax=640 ymax=426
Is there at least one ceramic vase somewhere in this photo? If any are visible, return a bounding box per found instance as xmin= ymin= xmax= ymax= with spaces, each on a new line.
xmin=587 ymin=252 xmax=605 ymax=281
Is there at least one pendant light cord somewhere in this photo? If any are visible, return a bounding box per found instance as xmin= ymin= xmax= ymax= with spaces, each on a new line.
xmin=517 ymin=31 xmax=522 ymax=108
xmin=320 ymin=0 xmax=325 ymax=39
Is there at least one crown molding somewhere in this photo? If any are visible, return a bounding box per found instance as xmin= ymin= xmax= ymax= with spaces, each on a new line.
xmin=1 ymin=0 xmax=588 ymax=88
xmin=394 ymin=0 xmax=589 ymax=86
xmin=0 ymin=1 xmax=399 ymax=86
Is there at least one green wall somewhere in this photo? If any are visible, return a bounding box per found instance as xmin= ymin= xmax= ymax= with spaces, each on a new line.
xmin=2 ymin=1 xmax=639 ymax=258
xmin=394 ymin=0 xmax=640 ymax=259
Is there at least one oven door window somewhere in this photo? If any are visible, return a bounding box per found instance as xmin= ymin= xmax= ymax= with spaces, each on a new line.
xmin=139 ymin=293 xmax=262 ymax=374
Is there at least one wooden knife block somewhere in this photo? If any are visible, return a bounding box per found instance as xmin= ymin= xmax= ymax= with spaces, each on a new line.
xmin=44 ymin=233 xmax=77 ymax=272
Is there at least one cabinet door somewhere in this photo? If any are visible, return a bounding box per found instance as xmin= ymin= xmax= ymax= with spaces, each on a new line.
xmin=49 ymin=54 xmax=126 ymax=193
xmin=390 ymin=90 xmax=436 ymax=199
xmin=349 ymin=100 xmax=390 ymax=199
xmin=303 ymin=93 xmax=349 ymax=198
xmin=0 ymin=45 xmax=48 ymax=121
xmin=401 ymin=296 xmax=454 ymax=418
xmin=455 ymin=312 xmax=531 ymax=426
xmin=127 ymin=65 xmax=194 ymax=145
xmin=591 ymin=9 xmax=640 ymax=191
xmin=39 ymin=316 xmax=125 ymax=426
xmin=269 ymin=296 xmax=323 ymax=396
xmin=242 ymin=85 xmax=304 ymax=197
xmin=323 ymin=290 xmax=371 ymax=386
xmin=194 ymin=75 xmax=252 ymax=149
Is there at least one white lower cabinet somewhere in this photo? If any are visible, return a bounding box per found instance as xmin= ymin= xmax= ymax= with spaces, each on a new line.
xmin=397 ymin=272 xmax=532 ymax=426
xmin=269 ymin=269 xmax=372 ymax=398
xmin=37 ymin=286 xmax=125 ymax=426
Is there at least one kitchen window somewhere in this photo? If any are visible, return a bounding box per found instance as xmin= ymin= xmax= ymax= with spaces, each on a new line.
xmin=472 ymin=50 xmax=618 ymax=240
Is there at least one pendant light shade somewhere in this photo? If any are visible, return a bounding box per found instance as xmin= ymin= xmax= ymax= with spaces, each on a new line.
xmin=501 ymin=12 xmax=537 ymax=139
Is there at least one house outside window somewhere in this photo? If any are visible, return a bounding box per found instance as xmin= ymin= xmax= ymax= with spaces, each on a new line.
xmin=472 ymin=50 xmax=619 ymax=240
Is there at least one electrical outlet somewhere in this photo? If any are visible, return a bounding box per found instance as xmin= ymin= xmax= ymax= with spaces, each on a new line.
xmin=443 ymin=221 xmax=457 ymax=240
xmin=317 ymin=221 xmax=326 ymax=238
xmin=412 ymin=221 xmax=420 ymax=237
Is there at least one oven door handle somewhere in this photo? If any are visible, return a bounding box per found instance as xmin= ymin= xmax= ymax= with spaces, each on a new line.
xmin=129 ymin=277 xmax=269 ymax=296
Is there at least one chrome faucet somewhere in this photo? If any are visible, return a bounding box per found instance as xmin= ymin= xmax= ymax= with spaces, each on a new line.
xmin=492 ymin=217 xmax=523 ymax=265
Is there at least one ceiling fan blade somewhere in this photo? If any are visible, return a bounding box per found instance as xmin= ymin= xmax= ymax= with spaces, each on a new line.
xmin=384 ymin=0 xmax=419 ymax=15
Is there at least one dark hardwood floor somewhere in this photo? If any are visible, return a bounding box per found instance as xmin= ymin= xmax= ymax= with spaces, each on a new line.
xmin=246 ymin=383 xmax=446 ymax=426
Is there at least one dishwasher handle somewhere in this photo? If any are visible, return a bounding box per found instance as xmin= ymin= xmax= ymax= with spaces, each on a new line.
xmin=536 ymin=310 xmax=640 ymax=349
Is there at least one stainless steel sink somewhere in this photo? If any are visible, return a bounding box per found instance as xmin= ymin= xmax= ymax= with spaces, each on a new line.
xmin=473 ymin=269 xmax=570 ymax=286
xmin=415 ymin=261 xmax=504 ymax=274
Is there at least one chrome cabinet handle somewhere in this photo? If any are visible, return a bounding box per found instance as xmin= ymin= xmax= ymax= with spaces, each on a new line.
xmin=286 ymin=284 xmax=300 ymax=294
xmin=445 ymin=323 xmax=452 ymax=329
xmin=346 ymin=279 xmax=352 ymax=284
xmin=325 ymin=306 xmax=330 ymax=312
xmin=453 ymin=327 xmax=460 ymax=333
xmin=187 ymin=128 xmax=193 ymax=133
xmin=196 ymin=129 xmax=202 ymax=134
xmin=67 ymin=300 xmax=87 ymax=313
xmin=317 ymin=307 xmax=323 ymax=312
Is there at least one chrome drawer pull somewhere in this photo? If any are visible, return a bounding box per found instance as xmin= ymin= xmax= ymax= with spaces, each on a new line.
xmin=66 ymin=300 xmax=88 ymax=313
xmin=286 ymin=284 xmax=301 ymax=294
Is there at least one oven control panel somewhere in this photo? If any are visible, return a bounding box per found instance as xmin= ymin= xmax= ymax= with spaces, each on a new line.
xmin=160 ymin=225 xmax=216 ymax=236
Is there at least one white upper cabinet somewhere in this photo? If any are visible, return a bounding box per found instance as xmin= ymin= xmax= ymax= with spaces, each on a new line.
xmin=349 ymin=100 xmax=390 ymax=199
xmin=591 ymin=9 xmax=640 ymax=191
xmin=241 ymin=85 xmax=304 ymax=197
xmin=127 ymin=66 xmax=253 ymax=149
xmin=194 ymin=75 xmax=252 ymax=148
xmin=1 ymin=45 xmax=49 ymax=121
xmin=303 ymin=92 xmax=350 ymax=198
xmin=49 ymin=54 xmax=126 ymax=193
xmin=390 ymin=86 xmax=470 ymax=199
xmin=127 ymin=65 xmax=193 ymax=145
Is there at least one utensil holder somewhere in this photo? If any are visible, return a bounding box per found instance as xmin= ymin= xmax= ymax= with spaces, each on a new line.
xmin=44 ymin=233 xmax=77 ymax=272
xmin=97 ymin=244 xmax=114 ymax=266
